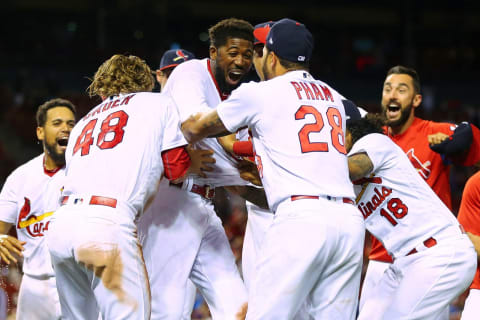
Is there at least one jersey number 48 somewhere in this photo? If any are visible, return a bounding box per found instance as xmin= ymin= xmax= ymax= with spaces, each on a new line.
xmin=73 ymin=111 xmax=129 ymax=156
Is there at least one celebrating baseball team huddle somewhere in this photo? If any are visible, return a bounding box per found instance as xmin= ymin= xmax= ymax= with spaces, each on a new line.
xmin=1 ymin=16 xmax=480 ymax=320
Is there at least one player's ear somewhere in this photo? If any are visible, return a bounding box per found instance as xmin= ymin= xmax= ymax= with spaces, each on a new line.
xmin=36 ymin=126 xmax=45 ymax=142
xmin=209 ymin=46 xmax=217 ymax=60
xmin=412 ymin=94 xmax=422 ymax=109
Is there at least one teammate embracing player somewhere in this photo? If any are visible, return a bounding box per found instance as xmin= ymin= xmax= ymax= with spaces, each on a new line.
xmin=47 ymin=54 xmax=190 ymax=319
xmin=346 ymin=114 xmax=476 ymax=319
xmin=182 ymin=18 xmax=365 ymax=320
xmin=361 ymin=65 xmax=480 ymax=319
xmin=137 ymin=18 xmax=254 ymax=320
xmin=0 ymin=98 xmax=76 ymax=319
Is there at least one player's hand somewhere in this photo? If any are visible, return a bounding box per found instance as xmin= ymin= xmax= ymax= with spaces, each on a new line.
xmin=186 ymin=146 xmax=216 ymax=178
xmin=237 ymin=159 xmax=262 ymax=186
xmin=0 ymin=235 xmax=26 ymax=264
xmin=235 ymin=302 xmax=248 ymax=320
xmin=428 ymin=132 xmax=449 ymax=145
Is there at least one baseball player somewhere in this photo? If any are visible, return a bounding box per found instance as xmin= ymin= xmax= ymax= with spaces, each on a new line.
xmin=457 ymin=171 xmax=480 ymax=319
xmin=47 ymin=54 xmax=190 ymax=319
xmin=150 ymin=47 xmax=210 ymax=320
xmin=182 ymin=18 xmax=366 ymax=320
xmin=0 ymin=98 xmax=76 ymax=319
xmin=346 ymin=114 xmax=476 ymax=319
xmin=360 ymin=65 xmax=480 ymax=318
xmin=155 ymin=48 xmax=195 ymax=91
xmin=137 ymin=18 xmax=254 ymax=320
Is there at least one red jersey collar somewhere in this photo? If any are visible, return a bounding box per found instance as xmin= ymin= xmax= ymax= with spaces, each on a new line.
xmin=43 ymin=156 xmax=62 ymax=177
xmin=207 ymin=59 xmax=229 ymax=101
xmin=385 ymin=117 xmax=422 ymax=138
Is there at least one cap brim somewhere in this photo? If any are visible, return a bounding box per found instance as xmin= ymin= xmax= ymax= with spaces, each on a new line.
xmin=159 ymin=63 xmax=180 ymax=71
xmin=253 ymin=27 xmax=269 ymax=45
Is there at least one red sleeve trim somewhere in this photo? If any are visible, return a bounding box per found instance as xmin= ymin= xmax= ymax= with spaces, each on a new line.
xmin=233 ymin=141 xmax=254 ymax=157
xmin=162 ymin=146 xmax=191 ymax=181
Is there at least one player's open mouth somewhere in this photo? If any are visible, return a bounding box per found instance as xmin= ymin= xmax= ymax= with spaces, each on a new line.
xmin=227 ymin=70 xmax=244 ymax=83
xmin=387 ymin=104 xmax=401 ymax=118
xmin=57 ymin=137 xmax=69 ymax=148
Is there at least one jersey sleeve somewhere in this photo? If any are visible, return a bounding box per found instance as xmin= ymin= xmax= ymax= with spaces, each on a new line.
xmin=459 ymin=124 xmax=480 ymax=166
xmin=217 ymin=82 xmax=259 ymax=133
xmin=349 ymin=133 xmax=394 ymax=173
xmin=160 ymin=99 xmax=188 ymax=152
xmin=458 ymin=171 xmax=480 ymax=235
xmin=164 ymin=62 xmax=212 ymax=122
xmin=0 ymin=171 xmax=20 ymax=224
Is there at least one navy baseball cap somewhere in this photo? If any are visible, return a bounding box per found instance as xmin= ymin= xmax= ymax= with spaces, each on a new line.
xmin=254 ymin=18 xmax=313 ymax=63
xmin=343 ymin=100 xmax=362 ymax=125
xmin=253 ymin=21 xmax=275 ymax=45
xmin=159 ymin=49 xmax=195 ymax=71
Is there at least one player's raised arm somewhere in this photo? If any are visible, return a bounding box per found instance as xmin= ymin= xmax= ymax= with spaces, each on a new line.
xmin=181 ymin=110 xmax=230 ymax=143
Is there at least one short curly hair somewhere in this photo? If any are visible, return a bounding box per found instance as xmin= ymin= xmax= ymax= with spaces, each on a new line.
xmin=347 ymin=113 xmax=386 ymax=146
xmin=87 ymin=54 xmax=155 ymax=98
xmin=36 ymin=98 xmax=77 ymax=127
xmin=208 ymin=18 xmax=254 ymax=48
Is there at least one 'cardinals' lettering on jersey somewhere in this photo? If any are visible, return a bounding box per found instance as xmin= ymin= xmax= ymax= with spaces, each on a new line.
xmin=63 ymin=92 xmax=186 ymax=218
xmin=162 ymin=58 xmax=249 ymax=187
xmin=350 ymin=133 xmax=459 ymax=258
xmin=371 ymin=118 xmax=464 ymax=262
xmin=0 ymin=154 xmax=65 ymax=278
xmin=217 ymin=70 xmax=354 ymax=211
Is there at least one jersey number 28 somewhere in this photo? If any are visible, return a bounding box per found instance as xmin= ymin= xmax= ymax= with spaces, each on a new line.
xmin=295 ymin=105 xmax=346 ymax=154
xmin=73 ymin=111 xmax=129 ymax=156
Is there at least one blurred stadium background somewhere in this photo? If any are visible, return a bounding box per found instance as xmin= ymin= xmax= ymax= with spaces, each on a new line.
xmin=1 ymin=0 xmax=479 ymax=318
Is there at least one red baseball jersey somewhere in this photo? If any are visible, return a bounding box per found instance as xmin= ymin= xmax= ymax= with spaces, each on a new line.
xmin=457 ymin=171 xmax=480 ymax=289
xmin=370 ymin=117 xmax=480 ymax=262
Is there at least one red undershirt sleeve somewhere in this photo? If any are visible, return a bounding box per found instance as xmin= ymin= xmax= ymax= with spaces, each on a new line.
xmin=233 ymin=140 xmax=254 ymax=157
xmin=161 ymin=146 xmax=191 ymax=181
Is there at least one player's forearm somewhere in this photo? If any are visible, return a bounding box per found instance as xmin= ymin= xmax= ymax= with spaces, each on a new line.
xmin=181 ymin=110 xmax=229 ymax=143
xmin=348 ymin=153 xmax=374 ymax=181
xmin=224 ymin=186 xmax=269 ymax=210
xmin=466 ymin=232 xmax=480 ymax=259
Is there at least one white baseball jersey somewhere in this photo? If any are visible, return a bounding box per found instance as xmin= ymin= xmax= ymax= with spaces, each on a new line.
xmin=0 ymin=154 xmax=64 ymax=278
xmin=349 ymin=133 xmax=460 ymax=258
xmin=217 ymin=70 xmax=355 ymax=211
xmin=163 ymin=58 xmax=249 ymax=187
xmin=63 ymin=92 xmax=186 ymax=218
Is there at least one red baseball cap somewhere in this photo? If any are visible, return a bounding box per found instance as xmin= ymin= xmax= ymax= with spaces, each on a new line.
xmin=253 ymin=21 xmax=275 ymax=45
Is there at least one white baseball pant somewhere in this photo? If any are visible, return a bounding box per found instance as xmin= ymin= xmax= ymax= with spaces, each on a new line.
xmin=358 ymin=230 xmax=476 ymax=320
xmin=48 ymin=200 xmax=150 ymax=320
xmin=16 ymin=275 xmax=61 ymax=320
xmin=461 ymin=288 xmax=480 ymax=319
xmin=137 ymin=183 xmax=247 ymax=320
xmin=245 ymin=196 xmax=365 ymax=320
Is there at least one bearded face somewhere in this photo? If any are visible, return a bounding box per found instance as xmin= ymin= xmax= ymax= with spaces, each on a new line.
xmin=381 ymin=73 xmax=420 ymax=130
xmin=37 ymin=107 xmax=75 ymax=167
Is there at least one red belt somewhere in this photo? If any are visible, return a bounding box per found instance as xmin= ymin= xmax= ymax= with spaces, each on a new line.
xmin=61 ymin=195 xmax=117 ymax=208
xmin=170 ymin=182 xmax=215 ymax=200
xmin=406 ymin=237 xmax=437 ymax=256
xmin=291 ymin=195 xmax=354 ymax=205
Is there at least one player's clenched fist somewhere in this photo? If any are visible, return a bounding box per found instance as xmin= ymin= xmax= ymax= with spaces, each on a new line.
xmin=428 ymin=132 xmax=450 ymax=146
xmin=0 ymin=235 xmax=26 ymax=264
